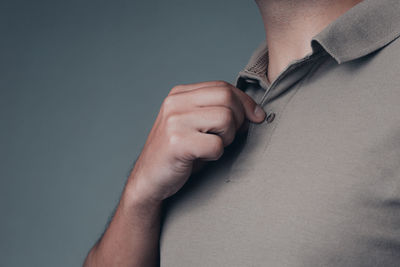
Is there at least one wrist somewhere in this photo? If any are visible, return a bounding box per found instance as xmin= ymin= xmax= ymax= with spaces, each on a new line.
xmin=121 ymin=174 xmax=163 ymax=213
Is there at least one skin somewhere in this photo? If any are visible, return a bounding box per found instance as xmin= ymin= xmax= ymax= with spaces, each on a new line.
xmin=83 ymin=1 xmax=363 ymax=266
xmin=255 ymin=0 xmax=363 ymax=83
xmin=83 ymin=81 xmax=266 ymax=266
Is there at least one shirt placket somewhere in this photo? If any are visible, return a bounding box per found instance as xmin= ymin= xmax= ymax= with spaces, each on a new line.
xmin=228 ymin=50 xmax=328 ymax=174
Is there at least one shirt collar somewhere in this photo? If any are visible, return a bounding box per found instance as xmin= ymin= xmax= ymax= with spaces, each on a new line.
xmin=235 ymin=0 xmax=400 ymax=88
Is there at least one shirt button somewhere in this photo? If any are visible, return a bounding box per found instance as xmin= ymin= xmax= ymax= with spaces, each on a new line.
xmin=266 ymin=112 xmax=275 ymax=123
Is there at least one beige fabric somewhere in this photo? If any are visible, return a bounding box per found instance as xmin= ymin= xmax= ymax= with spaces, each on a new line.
xmin=160 ymin=0 xmax=400 ymax=266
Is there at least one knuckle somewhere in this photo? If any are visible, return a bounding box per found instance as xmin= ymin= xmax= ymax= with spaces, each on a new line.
xmin=165 ymin=114 xmax=180 ymax=129
xmin=217 ymin=87 xmax=234 ymax=104
xmin=170 ymin=84 xmax=184 ymax=94
xmin=162 ymin=95 xmax=177 ymax=114
xmin=167 ymin=132 xmax=182 ymax=147
xmin=213 ymin=80 xmax=230 ymax=87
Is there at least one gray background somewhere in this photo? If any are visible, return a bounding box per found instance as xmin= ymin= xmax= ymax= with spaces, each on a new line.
xmin=0 ymin=0 xmax=264 ymax=266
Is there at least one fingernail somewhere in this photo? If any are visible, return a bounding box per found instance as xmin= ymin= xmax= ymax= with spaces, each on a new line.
xmin=254 ymin=105 xmax=266 ymax=119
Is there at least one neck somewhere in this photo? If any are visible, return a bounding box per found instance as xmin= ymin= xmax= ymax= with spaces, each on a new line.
xmin=255 ymin=0 xmax=363 ymax=83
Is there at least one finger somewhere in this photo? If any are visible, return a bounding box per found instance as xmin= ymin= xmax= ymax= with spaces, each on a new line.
xmin=172 ymin=80 xmax=267 ymax=123
xmin=184 ymin=132 xmax=224 ymax=161
xmin=164 ymin=85 xmax=245 ymax=130
xmin=178 ymin=106 xmax=237 ymax=147
xmin=168 ymin=80 xmax=231 ymax=95
xmin=229 ymin=84 xmax=266 ymax=123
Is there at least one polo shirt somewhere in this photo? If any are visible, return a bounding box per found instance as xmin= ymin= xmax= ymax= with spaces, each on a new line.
xmin=159 ymin=0 xmax=400 ymax=266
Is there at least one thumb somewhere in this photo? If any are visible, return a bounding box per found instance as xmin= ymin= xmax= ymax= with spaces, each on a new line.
xmin=232 ymin=86 xmax=266 ymax=123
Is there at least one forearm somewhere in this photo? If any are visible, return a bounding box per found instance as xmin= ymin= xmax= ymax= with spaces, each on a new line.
xmin=83 ymin=181 xmax=163 ymax=267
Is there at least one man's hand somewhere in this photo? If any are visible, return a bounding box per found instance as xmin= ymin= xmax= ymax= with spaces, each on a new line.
xmin=126 ymin=80 xmax=266 ymax=204
xmin=83 ymin=80 xmax=266 ymax=267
